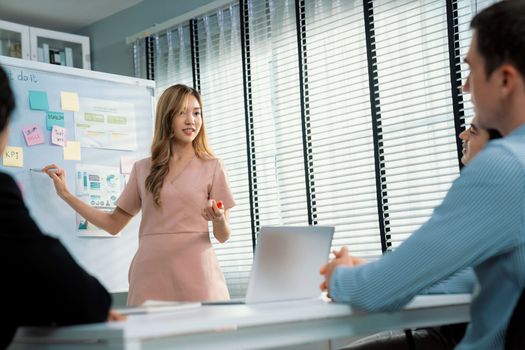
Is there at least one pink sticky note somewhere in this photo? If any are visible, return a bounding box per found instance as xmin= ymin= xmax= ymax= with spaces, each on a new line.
xmin=51 ymin=125 xmax=66 ymax=147
xmin=22 ymin=124 xmax=45 ymax=146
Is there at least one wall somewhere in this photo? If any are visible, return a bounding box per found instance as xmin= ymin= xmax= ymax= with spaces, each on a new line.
xmin=76 ymin=0 xmax=217 ymax=76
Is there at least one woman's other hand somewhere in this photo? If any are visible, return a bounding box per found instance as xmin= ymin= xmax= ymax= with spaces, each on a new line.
xmin=201 ymin=199 xmax=224 ymax=222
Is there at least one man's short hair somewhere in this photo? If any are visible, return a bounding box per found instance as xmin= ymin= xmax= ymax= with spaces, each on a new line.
xmin=488 ymin=129 xmax=502 ymax=140
xmin=471 ymin=1 xmax=525 ymax=78
xmin=0 ymin=65 xmax=15 ymax=133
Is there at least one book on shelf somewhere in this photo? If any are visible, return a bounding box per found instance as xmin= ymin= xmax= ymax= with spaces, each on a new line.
xmin=65 ymin=47 xmax=73 ymax=67
xmin=42 ymin=43 xmax=50 ymax=63
xmin=0 ymin=40 xmax=21 ymax=58
xmin=43 ymin=47 xmax=74 ymax=67
xmin=49 ymin=48 xmax=61 ymax=65
xmin=11 ymin=42 xmax=21 ymax=58
xmin=37 ymin=47 xmax=43 ymax=62
xmin=115 ymin=300 xmax=202 ymax=315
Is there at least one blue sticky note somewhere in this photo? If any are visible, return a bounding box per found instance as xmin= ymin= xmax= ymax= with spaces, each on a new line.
xmin=28 ymin=91 xmax=49 ymax=111
xmin=46 ymin=111 xmax=65 ymax=130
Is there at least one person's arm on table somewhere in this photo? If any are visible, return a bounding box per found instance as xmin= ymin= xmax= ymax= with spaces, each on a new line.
xmin=323 ymin=145 xmax=525 ymax=312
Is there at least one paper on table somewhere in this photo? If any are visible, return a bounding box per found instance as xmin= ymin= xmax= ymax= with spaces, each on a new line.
xmin=116 ymin=300 xmax=202 ymax=315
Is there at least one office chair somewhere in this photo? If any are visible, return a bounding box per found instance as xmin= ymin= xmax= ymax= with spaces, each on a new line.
xmin=505 ymin=287 xmax=525 ymax=349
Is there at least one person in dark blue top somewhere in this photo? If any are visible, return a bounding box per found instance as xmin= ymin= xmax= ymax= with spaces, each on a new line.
xmin=0 ymin=65 xmax=119 ymax=349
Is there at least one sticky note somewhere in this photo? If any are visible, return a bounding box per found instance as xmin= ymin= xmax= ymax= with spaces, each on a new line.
xmin=22 ymin=124 xmax=45 ymax=146
xmin=61 ymin=91 xmax=79 ymax=111
xmin=2 ymin=146 xmax=24 ymax=167
xmin=51 ymin=125 xmax=66 ymax=147
xmin=46 ymin=111 xmax=65 ymax=130
xmin=120 ymin=155 xmax=137 ymax=174
xmin=28 ymin=91 xmax=49 ymax=111
xmin=63 ymin=141 xmax=81 ymax=160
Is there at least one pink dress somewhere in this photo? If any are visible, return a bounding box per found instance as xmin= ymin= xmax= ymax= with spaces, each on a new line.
xmin=117 ymin=156 xmax=235 ymax=305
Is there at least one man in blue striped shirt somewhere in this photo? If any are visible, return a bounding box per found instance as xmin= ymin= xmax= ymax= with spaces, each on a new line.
xmin=321 ymin=2 xmax=525 ymax=349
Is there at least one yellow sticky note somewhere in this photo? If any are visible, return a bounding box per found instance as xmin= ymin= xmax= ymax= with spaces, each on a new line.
xmin=61 ymin=91 xmax=79 ymax=111
xmin=63 ymin=141 xmax=81 ymax=160
xmin=2 ymin=146 xmax=24 ymax=167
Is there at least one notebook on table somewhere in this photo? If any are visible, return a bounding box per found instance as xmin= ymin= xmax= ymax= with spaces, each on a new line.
xmin=116 ymin=300 xmax=201 ymax=315
xmin=205 ymin=225 xmax=334 ymax=305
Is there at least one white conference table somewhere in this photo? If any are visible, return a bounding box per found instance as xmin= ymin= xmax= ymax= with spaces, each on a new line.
xmin=11 ymin=294 xmax=471 ymax=350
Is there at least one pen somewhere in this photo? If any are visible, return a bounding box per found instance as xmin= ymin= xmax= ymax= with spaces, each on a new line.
xmin=30 ymin=168 xmax=58 ymax=173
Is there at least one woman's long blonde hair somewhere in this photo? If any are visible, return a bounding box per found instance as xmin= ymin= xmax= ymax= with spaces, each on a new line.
xmin=145 ymin=84 xmax=215 ymax=207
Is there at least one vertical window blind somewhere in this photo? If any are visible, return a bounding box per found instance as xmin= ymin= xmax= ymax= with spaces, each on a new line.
xmin=371 ymin=0 xmax=460 ymax=249
xmin=457 ymin=0 xmax=497 ymax=128
xmin=304 ymin=0 xmax=383 ymax=259
xmin=246 ymin=0 xmax=310 ymax=227
xmin=152 ymin=25 xmax=193 ymax=97
xmin=132 ymin=0 xmax=497 ymax=296
xmin=196 ymin=4 xmax=253 ymax=298
xmin=132 ymin=38 xmax=148 ymax=80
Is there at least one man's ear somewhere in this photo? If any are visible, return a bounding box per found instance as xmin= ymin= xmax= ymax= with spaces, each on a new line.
xmin=499 ymin=64 xmax=519 ymax=98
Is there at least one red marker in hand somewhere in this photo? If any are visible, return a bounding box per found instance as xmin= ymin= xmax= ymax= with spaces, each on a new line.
xmin=217 ymin=201 xmax=223 ymax=209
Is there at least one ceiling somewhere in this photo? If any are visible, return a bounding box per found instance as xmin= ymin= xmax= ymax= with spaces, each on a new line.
xmin=0 ymin=0 xmax=143 ymax=32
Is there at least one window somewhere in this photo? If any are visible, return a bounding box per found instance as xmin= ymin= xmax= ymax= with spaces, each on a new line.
xmin=372 ymin=0 xmax=460 ymax=249
xmin=133 ymin=0 xmax=498 ymax=296
xmin=305 ymin=0 xmax=382 ymax=258
xmin=153 ymin=25 xmax=193 ymax=97
xmin=132 ymin=38 xmax=148 ymax=80
xmin=197 ymin=4 xmax=253 ymax=298
xmin=457 ymin=0 xmax=498 ymax=127
xmin=247 ymin=0 xmax=309 ymax=227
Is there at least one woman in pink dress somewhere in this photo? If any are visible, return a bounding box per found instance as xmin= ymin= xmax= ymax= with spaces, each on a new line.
xmin=44 ymin=84 xmax=234 ymax=305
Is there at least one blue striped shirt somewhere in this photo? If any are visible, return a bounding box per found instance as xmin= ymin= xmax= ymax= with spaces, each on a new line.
xmin=424 ymin=268 xmax=476 ymax=295
xmin=330 ymin=124 xmax=525 ymax=350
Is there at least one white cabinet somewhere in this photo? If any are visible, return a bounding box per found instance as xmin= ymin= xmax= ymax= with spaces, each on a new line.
xmin=0 ymin=20 xmax=90 ymax=69
xmin=30 ymin=27 xmax=91 ymax=69
xmin=0 ymin=19 xmax=30 ymax=60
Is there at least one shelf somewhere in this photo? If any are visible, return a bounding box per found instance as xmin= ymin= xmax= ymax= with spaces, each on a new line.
xmin=0 ymin=19 xmax=30 ymax=60
xmin=30 ymin=27 xmax=90 ymax=69
xmin=0 ymin=20 xmax=90 ymax=69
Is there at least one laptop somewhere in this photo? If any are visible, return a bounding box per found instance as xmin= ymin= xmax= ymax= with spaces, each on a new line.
xmin=205 ymin=225 xmax=334 ymax=305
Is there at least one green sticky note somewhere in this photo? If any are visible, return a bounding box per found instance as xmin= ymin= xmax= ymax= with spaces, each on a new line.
xmin=28 ymin=91 xmax=49 ymax=111
xmin=46 ymin=111 xmax=65 ymax=130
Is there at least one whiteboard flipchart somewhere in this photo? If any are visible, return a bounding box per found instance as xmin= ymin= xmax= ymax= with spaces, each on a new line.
xmin=0 ymin=56 xmax=155 ymax=292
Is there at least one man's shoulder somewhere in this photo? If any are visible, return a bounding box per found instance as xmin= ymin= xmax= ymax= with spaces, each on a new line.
xmin=465 ymin=139 xmax=525 ymax=184
xmin=489 ymin=136 xmax=525 ymax=171
xmin=0 ymin=172 xmax=22 ymax=198
xmin=0 ymin=171 xmax=18 ymax=186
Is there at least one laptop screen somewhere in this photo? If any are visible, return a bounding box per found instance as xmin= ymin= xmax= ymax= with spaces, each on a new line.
xmin=245 ymin=226 xmax=334 ymax=304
